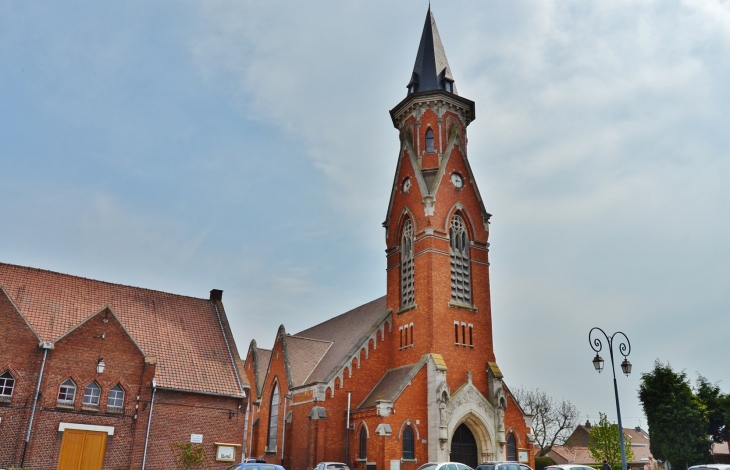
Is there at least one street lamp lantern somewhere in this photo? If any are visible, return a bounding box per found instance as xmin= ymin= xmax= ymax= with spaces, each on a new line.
xmin=592 ymin=354 xmax=604 ymax=373
xmin=97 ymin=358 xmax=106 ymax=375
xmin=589 ymin=327 xmax=632 ymax=470
xmin=620 ymin=358 xmax=632 ymax=376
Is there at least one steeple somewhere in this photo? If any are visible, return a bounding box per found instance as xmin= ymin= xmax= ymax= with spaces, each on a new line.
xmin=407 ymin=7 xmax=456 ymax=95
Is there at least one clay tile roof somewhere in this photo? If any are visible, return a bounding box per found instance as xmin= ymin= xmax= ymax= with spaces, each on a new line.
xmin=284 ymin=335 xmax=332 ymax=387
xmin=358 ymin=361 xmax=422 ymax=409
xmin=294 ymin=296 xmax=388 ymax=385
xmin=0 ymin=262 xmax=246 ymax=397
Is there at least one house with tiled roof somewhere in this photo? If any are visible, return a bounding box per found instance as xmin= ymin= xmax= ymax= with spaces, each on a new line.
xmin=242 ymin=8 xmax=534 ymax=470
xmin=546 ymin=421 xmax=652 ymax=470
xmin=0 ymin=263 xmax=249 ymax=470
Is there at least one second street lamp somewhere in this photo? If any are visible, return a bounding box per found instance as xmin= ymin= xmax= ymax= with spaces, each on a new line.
xmin=589 ymin=327 xmax=632 ymax=470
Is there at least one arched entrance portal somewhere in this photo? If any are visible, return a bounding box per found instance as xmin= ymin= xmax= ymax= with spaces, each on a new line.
xmin=450 ymin=423 xmax=478 ymax=468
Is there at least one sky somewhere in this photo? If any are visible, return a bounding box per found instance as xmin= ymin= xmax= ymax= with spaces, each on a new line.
xmin=2 ymin=0 xmax=730 ymax=432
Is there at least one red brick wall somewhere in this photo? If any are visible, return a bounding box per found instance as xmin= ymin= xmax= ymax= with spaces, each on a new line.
xmin=142 ymin=390 xmax=245 ymax=469
xmin=0 ymin=304 xmax=246 ymax=469
xmin=348 ymin=366 xmax=430 ymax=470
xmin=504 ymin=394 xmax=534 ymax=469
xmin=0 ymin=292 xmax=43 ymax=467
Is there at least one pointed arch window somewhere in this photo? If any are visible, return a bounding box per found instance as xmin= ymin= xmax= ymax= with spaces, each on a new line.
xmin=267 ymin=383 xmax=280 ymax=450
xmin=401 ymin=218 xmax=415 ymax=308
xmin=507 ymin=432 xmax=517 ymax=461
xmin=0 ymin=371 xmax=15 ymax=398
xmin=58 ymin=379 xmax=76 ymax=405
xmin=83 ymin=382 xmax=101 ymax=407
xmin=359 ymin=426 xmax=367 ymax=459
xmin=425 ymin=128 xmax=435 ymax=152
xmin=107 ymin=384 xmax=125 ymax=408
xmin=402 ymin=425 xmax=415 ymax=459
xmin=450 ymin=214 xmax=471 ymax=305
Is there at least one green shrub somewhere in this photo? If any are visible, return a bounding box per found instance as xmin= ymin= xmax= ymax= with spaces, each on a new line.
xmin=535 ymin=456 xmax=556 ymax=470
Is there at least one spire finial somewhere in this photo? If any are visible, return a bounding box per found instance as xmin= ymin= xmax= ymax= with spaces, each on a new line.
xmin=406 ymin=7 xmax=456 ymax=95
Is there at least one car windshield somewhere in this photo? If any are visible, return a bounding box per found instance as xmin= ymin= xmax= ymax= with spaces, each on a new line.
xmin=225 ymin=466 xmax=241 ymax=470
xmin=418 ymin=465 xmax=438 ymax=470
xmin=499 ymin=464 xmax=520 ymax=470
xmin=477 ymin=466 xmax=495 ymax=470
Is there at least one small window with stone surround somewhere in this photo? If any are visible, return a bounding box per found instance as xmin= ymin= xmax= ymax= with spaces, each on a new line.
xmin=425 ymin=128 xmax=435 ymax=152
xmin=58 ymin=379 xmax=77 ymax=406
xmin=83 ymin=381 xmax=101 ymax=408
xmin=402 ymin=425 xmax=415 ymax=459
xmin=0 ymin=371 xmax=15 ymax=400
xmin=107 ymin=384 xmax=125 ymax=409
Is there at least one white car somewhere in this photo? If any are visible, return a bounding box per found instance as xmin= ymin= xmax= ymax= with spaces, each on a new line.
xmin=477 ymin=462 xmax=533 ymax=470
xmin=688 ymin=466 xmax=730 ymax=470
xmin=418 ymin=462 xmax=475 ymax=470
xmin=314 ymin=462 xmax=351 ymax=470
xmin=546 ymin=465 xmax=596 ymax=470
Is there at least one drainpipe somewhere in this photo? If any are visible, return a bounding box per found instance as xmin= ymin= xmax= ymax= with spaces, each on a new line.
xmin=142 ymin=378 xmax=157 ymax=470
xmin=20 ymin=342 xmax=52 ymax=467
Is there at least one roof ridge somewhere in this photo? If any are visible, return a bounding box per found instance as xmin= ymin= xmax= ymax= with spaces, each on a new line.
xmin=0 ymin=262 xmax=210 ymax=302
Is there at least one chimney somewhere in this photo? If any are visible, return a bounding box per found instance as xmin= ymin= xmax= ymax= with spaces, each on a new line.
xmin=585 ymin=420 xmax=592 ymax=428
xmin=210 ymin=289 xmax=223 ymax=302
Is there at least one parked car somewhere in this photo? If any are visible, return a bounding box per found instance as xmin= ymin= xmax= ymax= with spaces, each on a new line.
xmin=545 ymin=465 xmax=596 ymax=470
xmin=314 ymin=462 xmax=351 ymax=470
xmin=688 ymin=466 xmax=730 ymax=470
xmin=417 ymin=462 xmax=475 ymax=470
xmin=477 ymin=462 xmax=533 ymax=470
xmin=226 ymin=462 xmax=285 ymax=470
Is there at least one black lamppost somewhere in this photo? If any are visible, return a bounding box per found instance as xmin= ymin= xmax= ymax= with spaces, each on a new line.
xmin=589 ymin=327 xmax=632 ymax=470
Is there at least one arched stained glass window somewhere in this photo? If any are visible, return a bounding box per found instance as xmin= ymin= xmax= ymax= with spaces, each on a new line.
xmin=0 ymin=371 xmax=15 ymax=397
xmin=359 ymin=426 xmax=367 ymax=459
xmin=425 ymin=128 xmax=435 ymax=152
xmin=401 ymin=218 xmax=415 ymax=308
xmin=267 ymin=383 xmax=280 ymax=450
xmin=83 ymin=382 xmax=101 ymax=406
xmin=449 ymin=214 xmax=471 ymax=305
xmin=507 ymin=433 xmax=517 ymax=461
xmin=58 ymin=379 xmax=76 ymax=405
xmin=402 ymin=425 xmax=415 ymax=459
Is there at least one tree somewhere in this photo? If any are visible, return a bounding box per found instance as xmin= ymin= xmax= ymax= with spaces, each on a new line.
xmin=512 ymin=386 xmax=581 ymax=456
xmin=695 ymin=375 xmax=729 ymax=444
xmin=587 ymin=412 xmax=635 ymax=470
xmin=638 ymin=360 xmax=712 ymax=469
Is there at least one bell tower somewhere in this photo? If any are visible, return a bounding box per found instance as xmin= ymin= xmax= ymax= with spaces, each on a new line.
xmin=384 ymin=7 xmax=495 ymax=392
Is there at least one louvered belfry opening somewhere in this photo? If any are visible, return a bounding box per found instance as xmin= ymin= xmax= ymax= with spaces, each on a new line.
xmin=401 ymin=218 xmax=415 ymax=308
xmin=449 ymin=214 xmax=471 ymax=304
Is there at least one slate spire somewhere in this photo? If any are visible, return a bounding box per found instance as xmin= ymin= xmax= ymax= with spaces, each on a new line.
xmin=407 ymin=7 xmax=456 ymax=95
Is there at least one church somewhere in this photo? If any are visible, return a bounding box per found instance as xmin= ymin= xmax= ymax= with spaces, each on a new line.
xmin=243 ymin=8 xmax=535 ymax=470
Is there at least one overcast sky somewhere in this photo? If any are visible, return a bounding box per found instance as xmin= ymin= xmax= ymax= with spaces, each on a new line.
xmin=2 ymin=0 xmax=730 ymax=430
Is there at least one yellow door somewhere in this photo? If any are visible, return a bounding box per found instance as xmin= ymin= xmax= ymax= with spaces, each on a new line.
xmin=57 ymin=429 xmax=107 ymax=470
